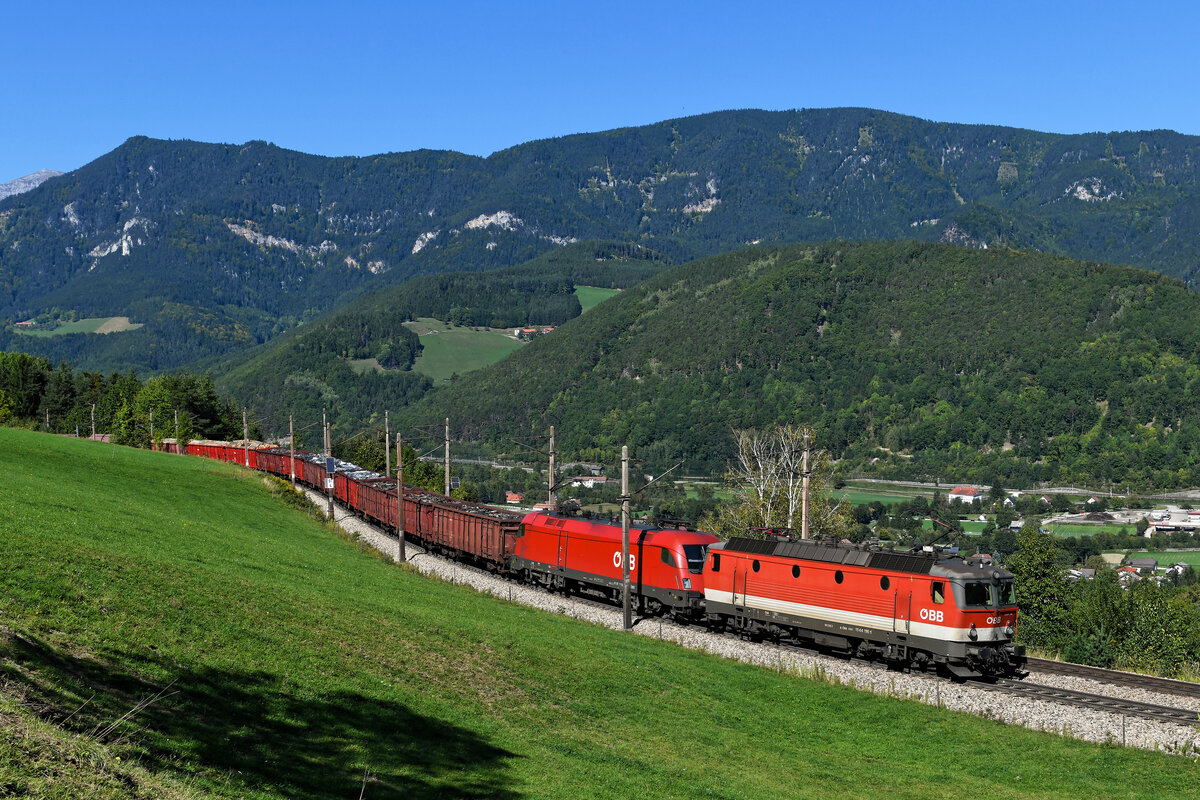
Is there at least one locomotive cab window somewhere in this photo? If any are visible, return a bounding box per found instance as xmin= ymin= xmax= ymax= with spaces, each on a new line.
xmin=931 ymin=581 xmax=945 ymax=604
xmin=660 ymin=548 xmax=677 ymax=567
xmin=999 ymin=580 xmax=1017 ymax=606
xmin=682 ymin=544 xmax=707 ymax=574
xmin=711 ymin=553 xmax=721 ymax=572
xmin=963 ymin=582 xmax=994 ymax=609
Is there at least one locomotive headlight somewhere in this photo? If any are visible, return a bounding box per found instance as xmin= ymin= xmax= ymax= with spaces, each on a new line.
xmin=969 ymin=623 xmax=978 ymax=641
xmin=683 ymin=578 xmax=692 ymax=590
xmin=1005 ymin=623 xmax=1015 ymax=636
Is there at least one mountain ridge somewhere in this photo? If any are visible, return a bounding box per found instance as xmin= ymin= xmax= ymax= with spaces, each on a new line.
xmin=398 ymin=241 xmax=1200 ymax=490
xmin=0 ymin=169 xmax=63 ymax=201
xmin=4 ymin=107 xmax=1200 ymax=372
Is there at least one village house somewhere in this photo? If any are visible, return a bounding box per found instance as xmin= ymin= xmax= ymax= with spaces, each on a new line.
xmin=948 ymin=486 xmax=983 ymax=504
xmin=566 ymin=476 xmax=607 ymax=489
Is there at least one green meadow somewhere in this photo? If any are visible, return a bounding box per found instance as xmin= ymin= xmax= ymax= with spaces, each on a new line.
xmin=404 ymin=317 xmax=524 ymax=382
xmin=574 ymin=285 xmax=621 ymax=311
xmin=0 ymin=427 xmax=1196 ymax=799
xmin=1133 ymin=550 xmax=1200 ymax=567
xmin=16 ymin=316 xmax=143 ymax=337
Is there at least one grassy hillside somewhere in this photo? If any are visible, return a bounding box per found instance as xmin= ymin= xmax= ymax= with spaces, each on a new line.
xmin=404 ymin=241 xmax=1200 ymax=489
xmin=575 ymin=286 xmax=622 ymax=311
xmin=215 ymin=241 xmax=665 ymax=434
xmin=2 ymin=427 xmax=1197 ymax=798
xmin=405 ymin=318 xmax=523 ymax=382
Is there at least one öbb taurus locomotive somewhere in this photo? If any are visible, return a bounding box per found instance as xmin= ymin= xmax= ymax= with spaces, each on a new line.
xmin=170 ymin=440 xmax=1025 ymax=679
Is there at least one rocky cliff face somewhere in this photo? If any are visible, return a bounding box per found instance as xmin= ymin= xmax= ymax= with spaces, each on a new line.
xmin=0 ymin=169 xmax=63 ymax=200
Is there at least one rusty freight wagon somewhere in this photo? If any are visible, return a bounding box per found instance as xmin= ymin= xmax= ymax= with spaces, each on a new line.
xmin=407 ymin=489 xmax=524 ymax=570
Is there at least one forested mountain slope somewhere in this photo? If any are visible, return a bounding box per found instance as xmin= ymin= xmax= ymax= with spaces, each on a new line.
xmin=402 ymin=242 xmax=1200 ymax=489
xmin=216 ymin=241 xmax=666 ymax=434
xmin=5 ymin=108 xmax=1200 ymax=371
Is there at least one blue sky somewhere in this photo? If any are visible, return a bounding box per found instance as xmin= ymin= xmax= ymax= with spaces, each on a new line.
xmin=3 ymin=1 xmax=1197 ymax=181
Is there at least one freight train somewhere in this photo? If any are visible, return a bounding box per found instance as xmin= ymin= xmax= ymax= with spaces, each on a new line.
xmin=165 ymin=440 xmax=1026 ymax=679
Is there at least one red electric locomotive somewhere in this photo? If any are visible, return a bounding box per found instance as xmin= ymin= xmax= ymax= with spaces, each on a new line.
xmin=511 ymin=514 xmax=719 ymax=619
xmin=703 ymin=536 xmax=1025 ymax=678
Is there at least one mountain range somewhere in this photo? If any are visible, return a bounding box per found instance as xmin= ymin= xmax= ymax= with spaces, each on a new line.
xmin=5 ymin=108 xmax=1200 ymax=485
xmin=5 ymin=108 xmax=1200 ymax=353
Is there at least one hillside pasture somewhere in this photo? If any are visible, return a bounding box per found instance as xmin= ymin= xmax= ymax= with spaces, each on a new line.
xmin=575 ymin=285 xmax=621 ymax=311
xmin=404 ymin=317 xmax=523 ymax=382
xmin=17 ymin=316 xmax=143 ymax=336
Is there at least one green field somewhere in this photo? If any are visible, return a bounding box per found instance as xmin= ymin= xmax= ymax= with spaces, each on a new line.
xmin=835 ymin=489 xmax=918 ymax=506
xmin=574 ymin=285 xmax=621 ymax=311
xmin=1134 ymin=550 xmax=1200 ymax=567
xmin=2 ymin=427 xmax=1197 ymax=799
xmin=16 ymin=316 xmax=143 ymax=336
xmin=404 ymin=317 xmax=523 ymax=382
xmin=1045 ymin=522 xmax=1134 ymax=538
xmin=348 ymin=357 xmax=384 ymax=374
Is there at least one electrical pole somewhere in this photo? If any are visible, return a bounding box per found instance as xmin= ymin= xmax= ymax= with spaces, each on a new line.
xmin=325 ymin=421 xmax=334 ymax=519
xmin=91 ymin=404 xmax=95 ymax=440
xmin=289 ymin=415 xmax=296 ymax=488
xmin=622 ymin=444 xmax=632 ymax=632
xmin=801 ymin=432 xmax=811 ymax=540
xmin=243 ymin=409 xmax=250 ymax=466
xmin=548 ymin=425 xmax=556 ymax=506
xmin=384 ymin=410 xmax=390 ymax=478
xmin=444 ymin=417 xmax=450 ymax=496
xmin=149 ymin=407 xmax=153 ymax=449
xmin=174 ymin=409 xmax=179 ymax=453
xmin=397 ymin=434 xmax=406 ymax=563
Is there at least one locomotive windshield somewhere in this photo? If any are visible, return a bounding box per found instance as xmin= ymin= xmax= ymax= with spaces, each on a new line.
xmin=999 ymin=579 xmax=1017 ymax=606
xmin=682 ymin=544 xmax=707 ymax=574
xmin=962 ymin=581 xmax=994 ymax=609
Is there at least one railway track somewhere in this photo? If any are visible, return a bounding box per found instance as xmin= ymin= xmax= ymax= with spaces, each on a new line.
xmin=1026 ymin=656 xmax=1200 ymax=701
xmin=330 ymin=496 xmax=1200 ymax=753
xmin=971 ymin=678 xmax=1200 ymax=728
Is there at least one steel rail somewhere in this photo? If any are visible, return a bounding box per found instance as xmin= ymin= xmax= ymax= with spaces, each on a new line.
xmin=970 ymin=678 xmax=1200 ymax=727
xmin=1026 ymin=656 xmax=1200 ymax=701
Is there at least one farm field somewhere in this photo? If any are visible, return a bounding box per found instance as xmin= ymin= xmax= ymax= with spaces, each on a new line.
xmin=403 ymin=317 xmax=523 ymax=382
xmin=1 ymin=427 xmax=1197 ymax=799
xmin=835 ymin=489 xmax=916 ymax=507
xmin=16 ymin=315 xmax=143 ymax=336
xmin=574 ymin=285 xmax=621 ymax=311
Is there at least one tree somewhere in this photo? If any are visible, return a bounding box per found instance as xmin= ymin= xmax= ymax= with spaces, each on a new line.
xmin=701 ymin=425 xmax=850 ymax=540
xmin=1005 ymin=522 xmax=1069 ymax=649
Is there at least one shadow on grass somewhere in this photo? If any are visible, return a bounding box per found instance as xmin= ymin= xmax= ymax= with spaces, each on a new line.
xmin=1 ymin=631 xmax=520 ymax=799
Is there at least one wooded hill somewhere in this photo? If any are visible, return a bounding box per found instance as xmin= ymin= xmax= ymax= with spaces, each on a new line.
xmin=400 ymin=241 xmax=1200 ymax=490
xmin=214 ymin=241 xmax=667 ymax=436
xmin=5 ymin=108 xmax=1200 ymax=371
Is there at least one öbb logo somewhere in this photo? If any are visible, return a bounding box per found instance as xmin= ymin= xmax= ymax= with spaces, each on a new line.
xmin=613 ymin=552 xmax=636 ymax=570
xmin=919 ymin=608 xmax=944 ymax=622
